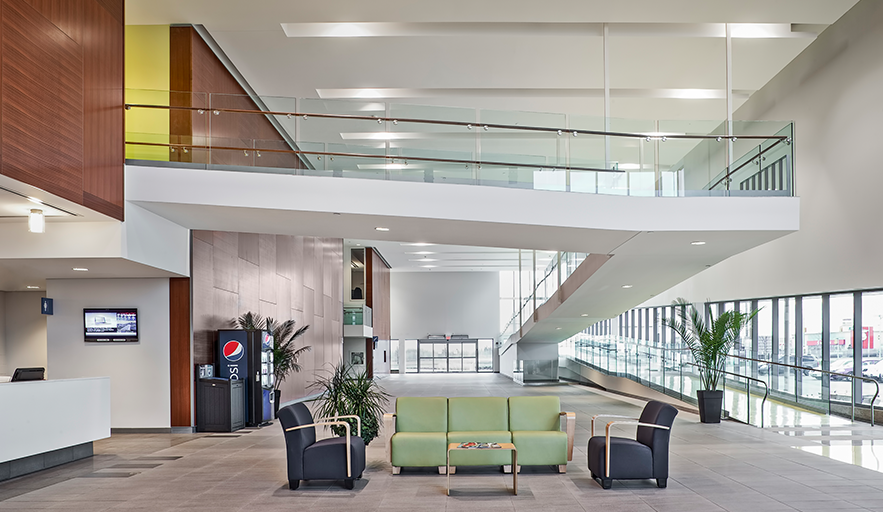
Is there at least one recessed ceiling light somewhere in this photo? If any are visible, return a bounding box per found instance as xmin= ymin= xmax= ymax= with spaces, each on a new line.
xmin=73 ymin=267 xmax=89 ymax=272
xmin=622 ymin=284 xmax=633 ymax=289
xmin=26 ymin=285 xmax=39 ymax=289
xmin=581 ymin=314 xmax=589 ymax=317
xmin=407 ymin=251 xmax=436 ymax=255
xmin=422 ymin=265 xmax=437 ymax=268
xmin=402 ymin=242 xmax=434 ymax=247
xmin=28 ymin=209 xmax=45 ymax=233
xmin=375 ymin=227 xmax=390 ymax=231
xmin=556 ymin=327 xmax=562 ymax=330
xmin=410 ymin=258 xmax=439 ymax=262
xmin=691 ymin=241 xmax=706 ymax=246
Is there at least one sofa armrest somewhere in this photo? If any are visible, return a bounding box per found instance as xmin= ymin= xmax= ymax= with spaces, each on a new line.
xmin=559 ymin=411 xmax=576 ymax=461
xmin=316 ymin=415 xmax=362 ymax=437
xmin=591 ymin=414 xmax=637 ymax=437
xmin=383 ymin=413 xmax=396 ymax=463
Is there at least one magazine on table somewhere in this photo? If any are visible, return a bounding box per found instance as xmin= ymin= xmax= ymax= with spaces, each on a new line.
xmin=457 ymin=442 xmax=501 ymax=449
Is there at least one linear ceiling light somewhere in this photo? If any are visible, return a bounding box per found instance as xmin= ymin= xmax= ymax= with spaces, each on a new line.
xmin=28 ymin=209 xmax=45 ymax=233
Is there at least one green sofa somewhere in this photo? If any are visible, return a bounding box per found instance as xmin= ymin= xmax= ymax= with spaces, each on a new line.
xmin=383 ymin=396 xmax=575 ymax=475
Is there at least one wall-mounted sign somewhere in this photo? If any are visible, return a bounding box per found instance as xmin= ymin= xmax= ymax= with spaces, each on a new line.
xmin=41 ymin=297 xmax=53 ymax=315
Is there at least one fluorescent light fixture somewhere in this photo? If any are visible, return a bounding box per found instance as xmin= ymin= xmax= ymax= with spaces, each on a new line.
xmin=27 ymin=196 xmax=44 ymax=205
xmin=406 ymin=251 xmax=437 ymax=255
xmin=375 ymin=227 xmax=390 ymax=232
xmin=691 ymin=241 xmax=707 ymax=246
xmin=421 ymin=265 xmax=437 ymax=268
xmin=622 ymin=284 xmax=633 ymax=289
xmin=26 ymin=285 xmax=39 ymax=289
xmin=28 ymin=209 xmax=44 ymax=233
xmin=72 ymin=267 xmax=89 ymax=272
xmin=409 ymin=258 xmax=439 ymax=262
xmin=402 ymin=243 xmax=435 ymax=247
xmin=581 ymin=314 xmax=589 ymax=317
xmin=556 ymin=327 xmax=562 ymax=330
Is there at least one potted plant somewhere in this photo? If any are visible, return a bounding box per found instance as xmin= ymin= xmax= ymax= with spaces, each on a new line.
xmin=235 ymin=312 xmax=311 ymax=417
xmin=311 ymin=362 xmax=390 ymax=445
xmin=665 ymin=298 xmax=758 ymax=423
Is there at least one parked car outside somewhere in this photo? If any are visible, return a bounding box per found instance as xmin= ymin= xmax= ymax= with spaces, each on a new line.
xmin=757 ymin=354 xmax=820 ymax=375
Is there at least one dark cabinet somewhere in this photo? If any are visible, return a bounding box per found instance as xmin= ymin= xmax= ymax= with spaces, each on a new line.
xmin=196 ymin=378 xmax=245 ymax=432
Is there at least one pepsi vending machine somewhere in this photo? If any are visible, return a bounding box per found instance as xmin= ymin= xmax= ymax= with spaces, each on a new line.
xmin=218 ymin=329 xmax=275 ymax=427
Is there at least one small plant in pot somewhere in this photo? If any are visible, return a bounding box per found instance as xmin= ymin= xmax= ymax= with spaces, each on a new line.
xmin=311 ymin=362 xmax=390 ymax=445
xmin=235 ymin=312 xmax=311 ymax=417
xmin=665 ymin=298 xmax=758 ymax=423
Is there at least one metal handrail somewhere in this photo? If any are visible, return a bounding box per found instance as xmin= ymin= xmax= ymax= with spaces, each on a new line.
xmin=681 ymin=361 xmax=770 ymax=428
xmin=574 ymin=339 xmax=880 ymax=426
xmin=728 ymin=353 xmax=880 ymax=426
xmin=125 ymin=140 xmax=620 ymax=174
xmin=124 ymin=102 xmax=789 ymax=142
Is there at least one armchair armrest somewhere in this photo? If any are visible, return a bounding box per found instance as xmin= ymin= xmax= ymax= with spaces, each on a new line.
xmin=559 ymin=411 xmax=576 ymax=461
xmin=285 ymin=421 xmax=354 ymax=477
xmin=383 ymin=413 xmax=396 ymax=464
xmin=316 ymin=415 xmax=362 ymax=437
xmin=603 ymin=420 xmax=670 ymax=478
xmin=591 ymin=414 xmax=637 ymax=437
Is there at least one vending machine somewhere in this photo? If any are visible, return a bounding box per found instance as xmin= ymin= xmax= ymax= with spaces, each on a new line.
xmin=218 ymin=329 xmax=275 ymax=427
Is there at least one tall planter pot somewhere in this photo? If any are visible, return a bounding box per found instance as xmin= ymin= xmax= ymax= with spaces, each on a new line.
xmin=696 ymin=390 xmax=723 ymax=423
xmin=274 ymin=390 xmax=282 ymax=419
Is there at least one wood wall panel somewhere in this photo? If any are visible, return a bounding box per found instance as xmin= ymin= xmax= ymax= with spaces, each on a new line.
xmin=83 ymin=0 xmax=123 ymax=219
xmin=169 ymin=277 xmax=191 ymax=427
xmin=366 ymin=247 xmax=391 ymax=341
xmin=2 ymin=0 xmax=84 ymax=203
xmin=168 ymin=26 xmax=301 ymax=171
xmin=191 ymin=232 xmax=343 ymax=410
xmin=0 ymin=0 xmax=123 ymax=220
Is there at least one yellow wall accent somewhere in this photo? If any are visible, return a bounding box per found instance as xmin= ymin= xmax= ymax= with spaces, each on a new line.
xmin=125 ymin=25 xmax=170 ymax=161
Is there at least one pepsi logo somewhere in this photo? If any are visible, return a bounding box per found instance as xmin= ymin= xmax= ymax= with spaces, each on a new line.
xmin=223 ymin=340 xmax=244 ymax=361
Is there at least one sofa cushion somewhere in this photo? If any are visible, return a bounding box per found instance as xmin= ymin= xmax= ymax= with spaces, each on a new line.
xmin=391 ymin=432 xmax=447 ymax=467
xmin=448 ymin=397 xmax=508 ymax=432
xmin=511 ymin=430 xmax=568 ymax=465
xmin=303 ymin=436 xmax=366 ymax=480
xmin=447 ymin=430 xmax=513 ymax=466
xmin=509 ymin=396 xmax=560 ymax=431
xmin=396 ymin=397 xmax=447 ymax=432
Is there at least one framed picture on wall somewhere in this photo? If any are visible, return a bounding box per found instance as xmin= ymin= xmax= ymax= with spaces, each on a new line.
xmin=351 ymin=352 xmax=365 ymax=365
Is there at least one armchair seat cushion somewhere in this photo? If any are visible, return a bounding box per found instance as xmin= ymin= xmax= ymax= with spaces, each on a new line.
xmin=447 ymin=431 xmax=513 ymax=466
xmin=304 ymin=436 xmax=366 ymax=480
xmin=391 ymin=432 xmax=447 ymax=467
xmin=511 ymin=430 xmax=568 ymax=466
xmin=588 ymin=436 xmax=654 ymax=479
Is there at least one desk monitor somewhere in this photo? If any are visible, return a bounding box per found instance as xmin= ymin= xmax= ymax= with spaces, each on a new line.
xmin=11 ymin=367 xmax=45 ymax=382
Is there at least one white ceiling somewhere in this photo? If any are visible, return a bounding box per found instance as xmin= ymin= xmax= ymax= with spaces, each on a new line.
xmin=126 ymin=0 xmax=860 ymax=120
xmin=345 ymin=239 xmax=558 ymax=272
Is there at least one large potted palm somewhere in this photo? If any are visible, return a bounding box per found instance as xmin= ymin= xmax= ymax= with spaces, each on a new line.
xmin=235 ymin=312 xmax=311 ymax=417
xmin=665 ymin=298 xmax=758 ymax=423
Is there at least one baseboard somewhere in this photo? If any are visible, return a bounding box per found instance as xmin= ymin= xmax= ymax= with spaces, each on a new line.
xmin=171 ymin=426 xmax=196 ymax=434
xmin=0 ymin=442 xmax=92 ymax=482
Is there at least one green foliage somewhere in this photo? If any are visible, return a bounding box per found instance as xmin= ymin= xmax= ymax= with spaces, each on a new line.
xmin=311 ymin=363 xmax=390 ymax=446
xmin=665 ymin=298 xmax=758 ymax=391
xmin=235 ymin=311 xmax=311 ymax=391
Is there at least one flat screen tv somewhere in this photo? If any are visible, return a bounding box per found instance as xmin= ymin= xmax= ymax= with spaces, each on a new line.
xmin=84 ymin=308 xmax=139 ymax=342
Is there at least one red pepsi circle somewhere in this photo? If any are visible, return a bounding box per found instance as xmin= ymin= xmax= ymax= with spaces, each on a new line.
xmin=223 ymin=340 xmax=244 ymax=361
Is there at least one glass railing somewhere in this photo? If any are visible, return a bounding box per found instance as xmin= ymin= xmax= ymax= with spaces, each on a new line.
xmin=343 ymin=305 xmax=372 ymax=327
xmin=124 ymin=89 xmax=794 ymax=198
xmin=560 ymin=334 xmax=880 ymax=427
xmin=499 ymin=251 xmax=590 ymax=343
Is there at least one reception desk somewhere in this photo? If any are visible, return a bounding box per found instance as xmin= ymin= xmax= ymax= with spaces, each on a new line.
xmin=0 ymin=377 xmax=111 ymax=480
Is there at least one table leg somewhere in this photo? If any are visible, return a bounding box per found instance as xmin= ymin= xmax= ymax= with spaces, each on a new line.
xmin=513 ymin=449 xmax=517 ymax=495
xmin=446 ymin=449 xmax=451 ymax=496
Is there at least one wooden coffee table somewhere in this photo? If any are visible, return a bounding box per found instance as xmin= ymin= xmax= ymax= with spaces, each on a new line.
xmin=446 ymin=442 xmax=517 ymax=496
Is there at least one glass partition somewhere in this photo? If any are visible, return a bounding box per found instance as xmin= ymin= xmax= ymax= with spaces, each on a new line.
xmin=125 ymin=89 xmax=794 ymax=198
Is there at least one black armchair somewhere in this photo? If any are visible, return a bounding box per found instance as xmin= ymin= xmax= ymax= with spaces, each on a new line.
xmin=278 ymin=402 xmax=367 ymax=490
xmin=587 ymin=400 xmax=678 ymax=489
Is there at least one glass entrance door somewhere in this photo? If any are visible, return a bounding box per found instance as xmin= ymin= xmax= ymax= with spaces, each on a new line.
xmin=417 ymin=339 xmax=479 ymax=373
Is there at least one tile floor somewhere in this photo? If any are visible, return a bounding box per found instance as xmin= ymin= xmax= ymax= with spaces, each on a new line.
xmin=3 ymin=373 xmax=883 ymax=511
